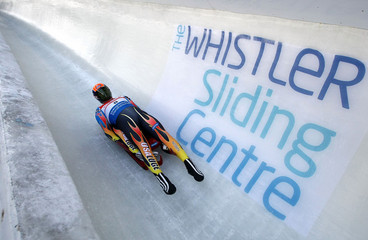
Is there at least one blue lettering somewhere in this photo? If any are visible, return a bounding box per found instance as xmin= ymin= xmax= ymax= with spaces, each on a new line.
xmin=284 ymin=123 xmax=336 ymax=177
xmin=232 ymin=145 xmax=258 ymax=186
xmin=180 ymin=123 xmax=307 ymax=221
xmin=202 ymin=29 xmax=225 ymax=63
xmin=227 ymin=34 xmax=250 ymax=70
xmin=261 ymin=106 xmax=295 ymax=149
xmin=212 ymin=73 xmax=229 ymax=112
xmin=176 ymin=109 xmax=206 ymax=146
xmin=269 ymin=42 xmax=286 ymax=86
xmin=251 ymin=88 xmax=273 ymax=133
xmin=289 ymin=48 xmax=325 ymax=95
xmin=191 ymin=127 xmax=216 ymax=157
xmin=252 ymin=37 xmax=275 ymax=75
xmin=194 ymin=69 xmax=221 ymax=107
xmin=263 ymin=176 xmax=300 ymax=220
xmin=220 ymin=76 xmax=238 ymax=116
xmin=230 ymin=85 xmax=262 ymax=127
xmin=244 ymin=161 xmax=275 ymax=193
xmin=206 ymin=136 xmax=237 ymax=174
xmin=221 ymin=32 xmax=232 ymax=65
xmin=172 ymin=25 xmax=186 ymax=51
xmin=318 ymin=55 xmax=366 ymax=109
xmin=185 ymin=26 xmax=207 ymax=57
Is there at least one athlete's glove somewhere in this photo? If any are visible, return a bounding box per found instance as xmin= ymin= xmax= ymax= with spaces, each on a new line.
xmin=111 ymin=135 xmax=120 ymax=142
xmin=106 ymin=133 xmax=120 ymax=142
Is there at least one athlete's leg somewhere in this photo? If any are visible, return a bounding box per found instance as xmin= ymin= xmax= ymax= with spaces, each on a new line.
xmin=115 ymin=109 xmax=176 ymax=194
xmin=116 ymin=113 xmax=161 ymax=174
xmin=134 ymin=108 xmax=204 ymax=181
xmin=133 ymin=108 xmax=189 ymax=161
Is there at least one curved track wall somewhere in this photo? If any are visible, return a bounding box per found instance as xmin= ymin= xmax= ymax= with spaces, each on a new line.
xmin=1 ymin=0 xmax=368 ymax=239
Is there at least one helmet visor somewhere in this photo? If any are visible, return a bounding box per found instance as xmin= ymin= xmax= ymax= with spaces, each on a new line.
xmin=94 ymin=85 xmax=112 ymax=102
xmin=98 ymin=86 xmax=112 ymax=101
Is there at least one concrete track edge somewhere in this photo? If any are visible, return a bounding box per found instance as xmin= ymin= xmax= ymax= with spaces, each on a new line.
xmin=0 ymin=31 xmax=99 ymax=240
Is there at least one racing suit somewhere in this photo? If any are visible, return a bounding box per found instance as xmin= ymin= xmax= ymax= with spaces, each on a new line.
xmin=95 ymin=96 xmax=189 ymax=175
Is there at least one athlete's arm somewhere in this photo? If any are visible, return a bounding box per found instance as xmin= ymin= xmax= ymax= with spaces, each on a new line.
xmin=124 ymin=96 xmax=139 ymax=108
xmin=95 ymin=108 xmax=120 ymax=141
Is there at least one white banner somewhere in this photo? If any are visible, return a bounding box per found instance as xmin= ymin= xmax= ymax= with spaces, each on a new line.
xmin=147 ymin=25 xmax=368 ymax=235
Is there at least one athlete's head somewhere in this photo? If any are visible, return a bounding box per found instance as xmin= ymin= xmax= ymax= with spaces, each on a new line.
xmin=92 ymin=83 xmax=112 ymax=103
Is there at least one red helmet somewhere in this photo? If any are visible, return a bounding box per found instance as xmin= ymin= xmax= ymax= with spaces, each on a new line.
xmin=92 ymin=83 xmax=112 ymax=103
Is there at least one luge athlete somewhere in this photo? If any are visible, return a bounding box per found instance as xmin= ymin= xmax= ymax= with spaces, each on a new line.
xmin=92 ymin=83 xmax=204 ymax=195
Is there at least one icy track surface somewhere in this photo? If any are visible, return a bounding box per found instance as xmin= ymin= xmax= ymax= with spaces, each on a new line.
xmin=1 ymin=1 xmax=368 ymax=239
xmin=0 ymin=18 xmax=99 ymax=240
xmin=0 ymin=12 xmax=258 ymax=240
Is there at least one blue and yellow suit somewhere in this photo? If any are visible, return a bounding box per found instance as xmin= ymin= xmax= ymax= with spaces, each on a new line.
xmin=95 ymin=96 xmax=189 ymax=175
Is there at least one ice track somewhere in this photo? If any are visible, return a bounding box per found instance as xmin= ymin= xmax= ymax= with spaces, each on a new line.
xmin=1 ymin=1 xmax=368 ymax=240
